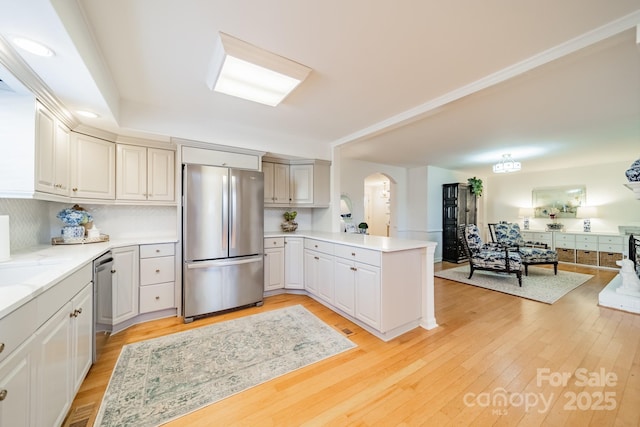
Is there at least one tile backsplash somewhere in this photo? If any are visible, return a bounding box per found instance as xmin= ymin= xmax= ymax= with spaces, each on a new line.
xmin=0 ymin=198 xmax=51 ymax=251
xmin=0 ymin=198 xmax=178 ymax=254
xmin=1 ymin=197 xmax=306 ymax=254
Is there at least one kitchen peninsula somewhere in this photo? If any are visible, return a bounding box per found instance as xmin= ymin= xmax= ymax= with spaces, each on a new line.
xmin=264 ymin=231 xmax=438 ymax=341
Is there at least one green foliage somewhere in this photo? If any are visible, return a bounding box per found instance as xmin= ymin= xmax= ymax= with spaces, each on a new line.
xmin=468 ymin=177 xmax=483 ymax=197
xmin=283 ymin=211 xmax=297 ymax=221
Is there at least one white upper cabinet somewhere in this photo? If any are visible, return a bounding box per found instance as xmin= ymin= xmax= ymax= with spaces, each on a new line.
xmin=264 ymin=161 xmax=290 ymax=205
xmin=70 ymin=132 xmax=115 ymax=200
xmin=116 ymin=144 xmax=175 ymax=203
xmin=289 ymin=164 xmax=313 ymax=204
xmin=35 ymin=102 xmax=70 ymax=196
xmin=262 ymin=158 xmax=330 ymax=207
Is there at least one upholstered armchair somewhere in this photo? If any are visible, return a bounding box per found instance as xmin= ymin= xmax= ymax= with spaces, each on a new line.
xmin=459 ymin=224 xmax=523 ymax=286
xmin=491 ymin=222 xmax=558 ymax=276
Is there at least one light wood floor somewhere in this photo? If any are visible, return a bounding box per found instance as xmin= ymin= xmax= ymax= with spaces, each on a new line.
xmin=65 ymin=263 xmax=639 ymax=426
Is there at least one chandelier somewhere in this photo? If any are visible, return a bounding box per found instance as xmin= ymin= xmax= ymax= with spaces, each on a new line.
xmin=493 ymin=154 xmax=521 ymax=173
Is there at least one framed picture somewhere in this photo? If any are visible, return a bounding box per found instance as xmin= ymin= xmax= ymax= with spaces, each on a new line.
xmin=532 ymin=185 xmax=586 ymax=218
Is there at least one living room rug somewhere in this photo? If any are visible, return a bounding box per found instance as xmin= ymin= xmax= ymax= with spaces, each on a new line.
xmin=435 ymin=265 xmax=593 ymax=304
xmin=94 ymin=305 xmax=356 ymax=427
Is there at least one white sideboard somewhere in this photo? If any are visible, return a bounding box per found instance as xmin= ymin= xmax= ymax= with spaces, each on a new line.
xmin=522 ymin=230 xmax=624 ymax=269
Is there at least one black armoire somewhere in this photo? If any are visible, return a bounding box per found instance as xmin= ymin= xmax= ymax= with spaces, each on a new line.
xmin=442 ymin=183 xmax=477 ymax=263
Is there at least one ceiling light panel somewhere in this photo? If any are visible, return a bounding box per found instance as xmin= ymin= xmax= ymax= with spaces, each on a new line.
xmin=206 ymin=32 xmax=311 ymax=106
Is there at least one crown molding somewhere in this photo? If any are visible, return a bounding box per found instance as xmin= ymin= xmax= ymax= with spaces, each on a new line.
xmin=0 ymin=34 xmax=80 ymax=130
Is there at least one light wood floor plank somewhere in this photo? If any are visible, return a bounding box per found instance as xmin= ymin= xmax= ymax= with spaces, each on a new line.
xmin=63 ymin=262 xmax=639 ymax=426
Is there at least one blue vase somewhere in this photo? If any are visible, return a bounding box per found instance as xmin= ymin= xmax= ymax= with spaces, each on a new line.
xmin=626 ymin=159 xmax=640 ymax=182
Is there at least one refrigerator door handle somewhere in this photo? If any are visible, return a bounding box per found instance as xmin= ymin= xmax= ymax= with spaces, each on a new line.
xmin=230 ymin=174 xmax=237 ymax=250
xmin=222 ymin=174 xmax=229 ymax=251
xmin=186 ymin=256 xmax=263 ymax=269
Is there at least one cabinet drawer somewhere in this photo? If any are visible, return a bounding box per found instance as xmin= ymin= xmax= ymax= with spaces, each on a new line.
xmin=575 ymin=241 xmax=598 ymax=251
xmin=576 ymin=250 xmax=597 ymax=265
xmin=304 ymin=239 xmax=334 ymax=255
xmin=598 ymin=243 xmax=623 ymax=253
xmin=139 ymin=282 xmax=175 ymax=313
xmin=140 ymin=243 xmax=175 ymax=258
xmin=334 ymin=244 xmax=381 ymax=267
xmin=554 ymin=233 xmax=575 ymax=248
xmin=599 ymin=252 xmax=623 ymax=268
xmin=523 ymin=232 xmax=552 ymax=245
xmin=557 ymin=248 xmax=576 ymax=263
xmin=264 ymin=237 xmax=284 ymax=248
xmin=0 ymin=298 xmax=37 ymax=364
xmin=575 ymin=235 xmax=598 ymax=244
xmin=140 ymin=256 xmax=175 ymax=285
xmin=599 ymin=235 xmax=623 ymax=245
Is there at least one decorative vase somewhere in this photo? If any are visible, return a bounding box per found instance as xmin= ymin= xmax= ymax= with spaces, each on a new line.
xmin=62 ymin=225 xmax=85 ymax=241
xmin=625 ymin=159 xmax=640 ymax=182
xmin=281 ymin=220 xmax=298 ymax=232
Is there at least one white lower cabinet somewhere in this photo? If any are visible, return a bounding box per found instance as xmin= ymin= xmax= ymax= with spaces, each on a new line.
xmin=112 ymin=246 xmax=140 ymax=325
xmin=35 ymin=281 xmax=93 ymax=427
xmin=0 ymin=335 xmax=36 ymax=427
xmin=333 ymin=258 xmax=356 ymax=316
xmin=35 ymin=304 xmax=73 ymax=427
xmin=334 ymin=256 xmax=381 ymax=328
xmin=139 ymin=243 xmax=175 ymax=314
xmin=284 ymin=237 xmax=304 ymax=289
xmin=353 ymin=263 xmax=381 ymax=330
xmin=264 ymin=238 xmax=285 ymax=291
xmin=304 ymin=249 xmax=334 ymax=303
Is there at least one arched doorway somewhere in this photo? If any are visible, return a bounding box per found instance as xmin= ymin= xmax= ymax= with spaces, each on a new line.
xmin=364 ymin=173 xmax=392 ymax=237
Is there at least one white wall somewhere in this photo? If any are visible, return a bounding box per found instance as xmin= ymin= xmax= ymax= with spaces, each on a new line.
xmin=339 ymin=158 xmax=407 ymax=237
xmin=485 ymin=161 xmax=640 ymax=233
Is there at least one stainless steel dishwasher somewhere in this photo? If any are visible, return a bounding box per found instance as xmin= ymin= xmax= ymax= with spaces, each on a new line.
xmin=93 ymin=251 xmax=114 ymax=362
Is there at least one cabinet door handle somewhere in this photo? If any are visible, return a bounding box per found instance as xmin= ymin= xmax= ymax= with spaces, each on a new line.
xmin=72 ymin=187 xmax=78 ymax=192
xmin=155 ymin=269 xmax=160 ymax=273
xmin=0 ymin=342 xmax=4 ymax=353
xmin=264 ymin=253 xmax=268 ymax=257
xmin=351 ymin=267 xmax=357 ymax=271
xmin=111 ymin=269 xmax=116 ymax=274
xmin=156 ymin=249 xmax=161 ymax=253
xmin=155 ymin=296 xmax=160 ymax=300
xmin=314 ymin=256 xmax=319 ymax=260
xmin=351 ymin=252 xmax=356 ymax=256
xmin=0 ymin=389 xmax=7 ymax=401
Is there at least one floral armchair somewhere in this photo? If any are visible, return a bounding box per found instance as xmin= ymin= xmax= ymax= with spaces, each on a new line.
xmin=491 ymin=222 xmax=558 ymax=276
xmin=459 ymin=224 xmax=523 ymax=286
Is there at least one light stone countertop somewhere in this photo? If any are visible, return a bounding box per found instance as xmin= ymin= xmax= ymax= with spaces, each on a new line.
xmin=0 ymin=236 xmax=177 ymax=319
xmin=264 ymin=230 xmax=437 ymax=252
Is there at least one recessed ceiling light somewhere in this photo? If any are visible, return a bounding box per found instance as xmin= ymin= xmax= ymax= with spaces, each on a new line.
xmin=12 ymin=37 xmax=55 ymax=57
xmin=206 ymin=32 xmax=311 ymax=107
xmin=76 ymin=110 xmax=99 ymax=118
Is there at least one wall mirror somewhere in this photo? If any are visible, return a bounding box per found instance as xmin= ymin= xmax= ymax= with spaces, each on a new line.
xmin=532 ymin=185 xmax=586 ymax=218
xmin=340 ymin=194 xmax=352 ymax=218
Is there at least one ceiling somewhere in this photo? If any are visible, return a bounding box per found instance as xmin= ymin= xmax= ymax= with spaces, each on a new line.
xmin=1 ymin=0 xmax=639 ymax=175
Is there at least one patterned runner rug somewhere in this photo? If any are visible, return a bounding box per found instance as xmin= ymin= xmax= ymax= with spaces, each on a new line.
xmin=95 ymin=305 xmax=356 ymax=426
xmin=435 ymin=265 xmax=593 ymax=304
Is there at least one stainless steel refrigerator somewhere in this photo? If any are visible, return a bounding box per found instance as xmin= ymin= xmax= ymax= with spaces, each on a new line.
xmin=182 ymin=164 xmax=264 ymax=322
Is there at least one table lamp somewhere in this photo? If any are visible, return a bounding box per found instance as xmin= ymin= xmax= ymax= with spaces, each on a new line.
xmin=576 ymin=206 xmax=597 ymax=232
xmin=518 ymin=207 xmax=535 ymax=230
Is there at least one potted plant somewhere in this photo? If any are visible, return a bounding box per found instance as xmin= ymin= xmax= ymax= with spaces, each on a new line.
xmin=468 ymin=177 xmax=483 ymax=197
xmin=358 ymin=222 xmax=369 ymax=234
xmin=281 ymin=211 xmax=298 ymax=232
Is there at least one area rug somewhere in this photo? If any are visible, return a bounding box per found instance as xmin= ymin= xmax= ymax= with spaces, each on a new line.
xmin=94 ymin=305 xmax=356 ymax=427
xmin=435 ymin=265 xmax=593 ymax=304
